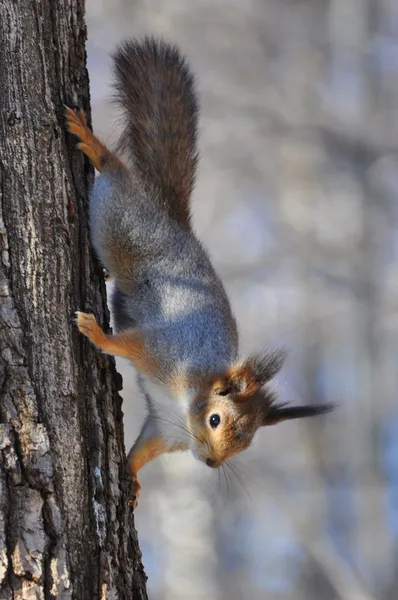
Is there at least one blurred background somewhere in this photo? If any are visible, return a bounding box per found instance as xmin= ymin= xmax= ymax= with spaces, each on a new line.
xmin=86 ymin=1 xmax=398 ymax=599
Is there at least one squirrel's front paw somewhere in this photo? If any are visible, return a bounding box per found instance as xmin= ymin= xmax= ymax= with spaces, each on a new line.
xmin=75 ymin=311 xmax=106 ymax=347
xmin=65 ymin=106 xmax=89 ymax=142
xmin=129 ymin=477 xmax=141 ymax=510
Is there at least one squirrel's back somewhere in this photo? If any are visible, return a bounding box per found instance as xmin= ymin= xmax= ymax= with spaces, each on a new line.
xmin=83 ymin=37 xmax=238 ymax=379
xmin=113 ymin=36 xmax=198 ymax=229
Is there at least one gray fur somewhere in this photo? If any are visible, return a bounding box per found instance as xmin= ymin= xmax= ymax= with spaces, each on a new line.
xmin=89 ymin=167 xmax=238 ymax=379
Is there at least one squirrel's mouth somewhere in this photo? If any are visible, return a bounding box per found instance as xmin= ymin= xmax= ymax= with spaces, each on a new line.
xmin=190 ymin=449 xmax=221 ymax=468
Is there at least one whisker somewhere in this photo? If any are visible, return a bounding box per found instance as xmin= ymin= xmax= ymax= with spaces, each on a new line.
xmin=208 ymin=468 xmax=221 ymax=505
xmin=150 ymin=413 xmax=199 ymax=447
xmin=221 ymin=464 xmax=231 ymax=506
xmin=229 ymin=459 xmax=260 ymax=489
xmin=226 ymin=461 xmax=255 ymax=507
xmin=216 ymin=469 xmax=221 ymax=500
xmin=148 ymin=399 xmax=205 ymax=446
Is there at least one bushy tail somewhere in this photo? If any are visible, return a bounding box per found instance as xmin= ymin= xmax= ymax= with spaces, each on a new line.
xmin=113 ymin=36 xmax=199 ymax=229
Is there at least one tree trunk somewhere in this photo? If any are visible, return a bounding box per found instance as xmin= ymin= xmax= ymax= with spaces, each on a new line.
xmin=0 ymin=1 xmax=147 ymax=598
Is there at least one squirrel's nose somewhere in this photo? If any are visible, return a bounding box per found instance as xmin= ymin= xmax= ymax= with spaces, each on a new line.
xmin=206 ymin=458 xmax=217 ymax=468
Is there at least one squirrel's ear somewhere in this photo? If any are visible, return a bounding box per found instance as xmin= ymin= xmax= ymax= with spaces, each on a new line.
xmin=262 ymin=402 xmax=335 ymax=426
xmin=214 ymin=349 xmax=286 ymax=400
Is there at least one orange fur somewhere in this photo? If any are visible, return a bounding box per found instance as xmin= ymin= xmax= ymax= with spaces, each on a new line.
xmin=127 ymin=436 xmax=169 ymax=475
xmin=127 ymin=437 xmax=187 ymax=474
xmin=127 ymin=435 xmax=188 ymax=508
xmin=75 ymin=312 xmax=158 ymax=376
xmin=65 ymin=106 xmax=125 ymax=172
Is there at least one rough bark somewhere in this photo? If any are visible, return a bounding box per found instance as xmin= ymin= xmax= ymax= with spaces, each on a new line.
xmin=0 ymin=1 xmax=147 ymax=598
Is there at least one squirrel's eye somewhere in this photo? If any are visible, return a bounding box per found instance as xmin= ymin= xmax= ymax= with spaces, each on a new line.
xmin=209 ymin=413 xmax=221 ymax=429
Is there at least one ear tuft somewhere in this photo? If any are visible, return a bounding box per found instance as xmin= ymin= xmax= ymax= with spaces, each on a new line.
xmin=263 ymin=401 xmax=335 ymax=426
xmin=246 ymin=349 xmax=287 ymax=387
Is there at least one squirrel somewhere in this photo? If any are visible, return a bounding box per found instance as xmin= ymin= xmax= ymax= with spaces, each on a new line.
xmin=66 ymin=36 xmax=333 ymax=508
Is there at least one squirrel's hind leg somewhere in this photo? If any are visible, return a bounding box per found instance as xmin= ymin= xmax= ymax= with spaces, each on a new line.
xmin=65 ymin=106 xmax=125 ymax=172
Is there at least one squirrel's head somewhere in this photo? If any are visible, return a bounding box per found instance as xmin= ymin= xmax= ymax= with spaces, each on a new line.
xmin=187 ymin=350 xmax=332 ymax=468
